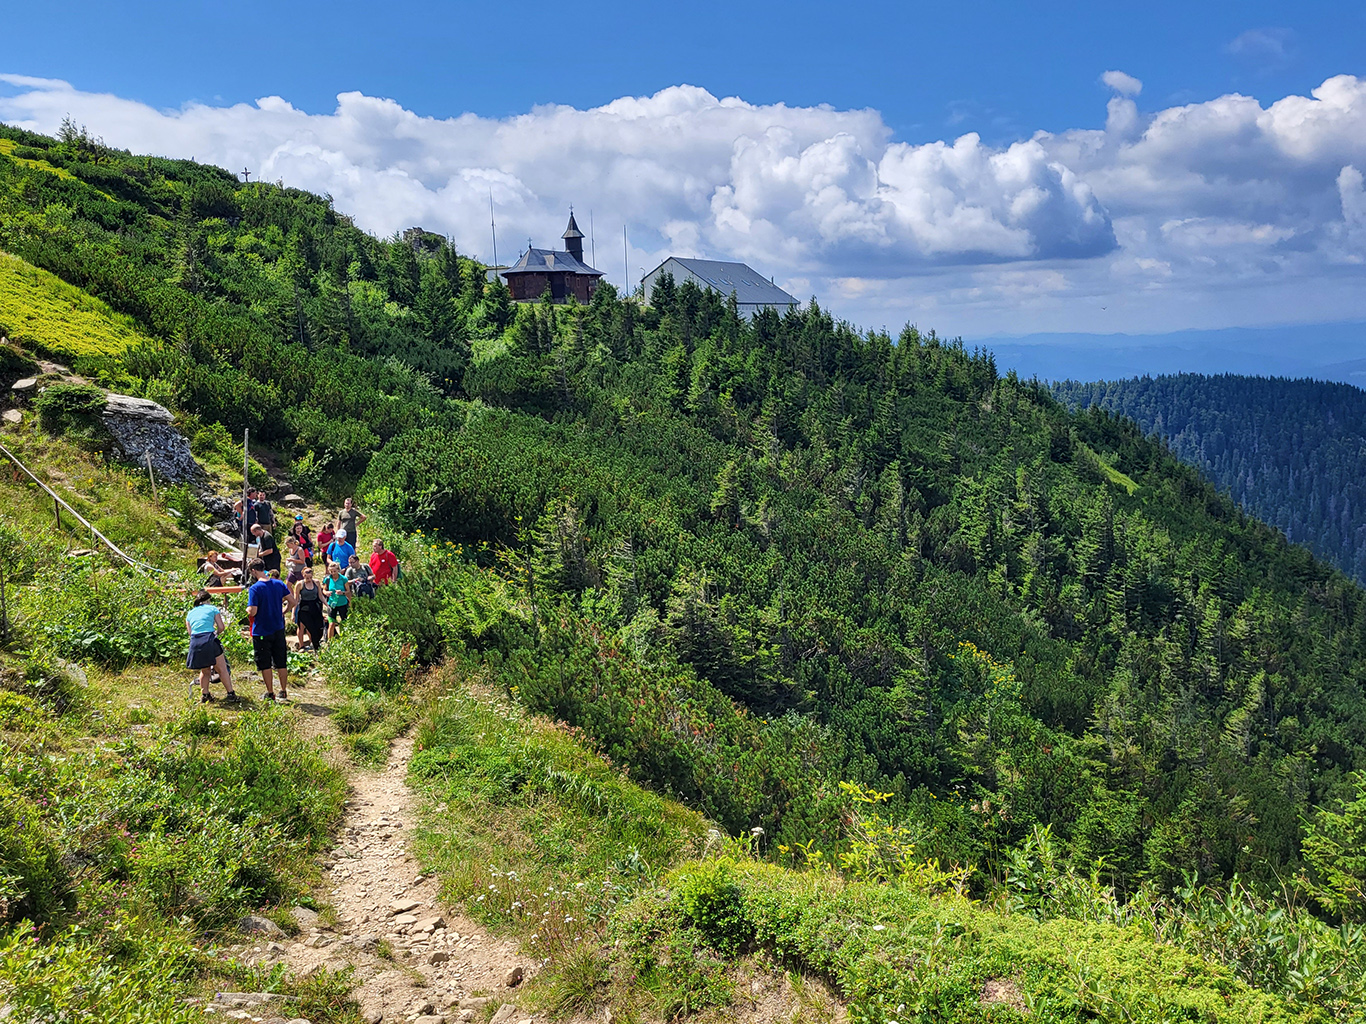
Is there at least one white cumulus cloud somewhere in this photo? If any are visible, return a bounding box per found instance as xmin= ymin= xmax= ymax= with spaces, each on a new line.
xmin=2 ymin=71 xmax=1366 ymax=335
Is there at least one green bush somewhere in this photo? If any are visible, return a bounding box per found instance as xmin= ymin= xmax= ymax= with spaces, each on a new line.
xmin=0 ymin=341 xmax=38 ymax=378
xmin=674 ymin=858 xmax=752 ymax=956
xmin=0 ymin=923 xmax=201 ymax=1024
xmin=623 ymin=859 xmax=1313 ymax=1024
xmin=318 ymin=618 xmax=414 ymax=693
xmin=24 ymin=564 xmax=187 ymax=669
xmin=34 ymin=382 xmax=107 ymax=436
xmin=0 ymin=781 xmax=73 ymax=926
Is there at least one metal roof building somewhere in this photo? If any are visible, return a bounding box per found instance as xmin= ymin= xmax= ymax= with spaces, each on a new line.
xmin=641 ymin=257 xmax=799 ymax=317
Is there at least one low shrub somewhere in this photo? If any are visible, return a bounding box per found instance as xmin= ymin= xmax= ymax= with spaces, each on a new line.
xmin=0 ymin=923 xmax=201 ymax=1024
xmin=615 ymin=858 xmax=1313 ymax=1024
xmin=0 ymin=341 xmax=38 ymax=378
xmin=34 ymin=382 xmax=107 ymax=437
xmin=318 ymin=618 xmax=414 ymax=693
xmin=0 ymin=781 xmax=73 ymax=926
xmin=23 ymin=564 xmax=188 ymax=669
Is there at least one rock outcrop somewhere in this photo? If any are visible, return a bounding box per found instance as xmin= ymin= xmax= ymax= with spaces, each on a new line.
xmin=100 ymin=393 xmax=203 ymax=485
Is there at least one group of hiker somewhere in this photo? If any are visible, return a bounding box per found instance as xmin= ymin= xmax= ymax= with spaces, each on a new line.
xmin=186 ymin=495 xmax=400 ymax=704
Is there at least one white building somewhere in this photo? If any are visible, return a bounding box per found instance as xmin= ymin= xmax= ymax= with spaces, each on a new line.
xmin=641 ymin=257 xmax=800 ymax=317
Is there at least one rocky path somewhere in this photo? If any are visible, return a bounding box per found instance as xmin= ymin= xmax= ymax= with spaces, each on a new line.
xmin=207 ymin=732 xmax=541 ymax=1024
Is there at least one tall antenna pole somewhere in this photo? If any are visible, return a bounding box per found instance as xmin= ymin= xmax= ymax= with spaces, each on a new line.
xmin=489 ymin=189 xmax=499 ymax=269
xmin=240 ymin=429 xmax=251 ymax=575
xmin=590 ymin=210 xmax=596 ymax=269
xmin=623 ymin=225 xmax=629 ymax=296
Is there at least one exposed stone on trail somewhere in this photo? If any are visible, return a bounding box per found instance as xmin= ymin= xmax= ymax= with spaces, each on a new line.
xmin=239 ymin=915 xmax=285 ymax=938
xmin=2 ymin=409 xmax=20 ymax=424
xmin=10 ymin=377 xmax=37 ymax=396
xmin=212 ymin=733 xmax=538 ymax=1024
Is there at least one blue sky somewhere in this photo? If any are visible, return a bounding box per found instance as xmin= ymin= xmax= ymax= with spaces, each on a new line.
xmin=4 ymin=1 xmax=1366 ymax=375
xmin=7 ymin=1 xmax=1361 ymax=142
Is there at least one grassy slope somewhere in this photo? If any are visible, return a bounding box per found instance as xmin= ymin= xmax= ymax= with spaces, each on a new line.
xmin=0 ymin=249 xmax=153 ymax=361
xmin=0 ymin=412 xmax=357 ymax=1023
xmin=0 ymin=138 xmax=78 ymax=182
xmin=410 ymin=667 xmax=1313 ymax=1024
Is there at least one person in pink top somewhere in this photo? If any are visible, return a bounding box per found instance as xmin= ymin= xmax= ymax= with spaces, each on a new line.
xmin=369 ymin=538 xmax=399 ymax=585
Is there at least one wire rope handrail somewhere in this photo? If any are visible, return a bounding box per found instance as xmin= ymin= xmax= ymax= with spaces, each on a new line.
xmin=0 ymin=439 xmax=167 ymax=575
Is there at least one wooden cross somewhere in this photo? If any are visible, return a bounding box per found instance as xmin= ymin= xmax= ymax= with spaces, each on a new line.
xmin=240 ymin=167 xmax=252 ymax=182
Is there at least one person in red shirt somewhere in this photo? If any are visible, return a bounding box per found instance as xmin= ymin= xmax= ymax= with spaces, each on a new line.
xmin=369 ymin=538 xmax=399 ymax=585
xmin=315 ymin=521 xmax=336 ymax=552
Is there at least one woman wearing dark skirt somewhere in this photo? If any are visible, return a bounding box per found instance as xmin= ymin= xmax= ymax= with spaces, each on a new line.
xmin=186 ymin=590 xmax=238 ymax=702
xmin=294 ymin=566 xmax=327 ymax=652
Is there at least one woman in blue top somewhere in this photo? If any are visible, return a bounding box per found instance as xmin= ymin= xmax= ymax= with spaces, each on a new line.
xmin=185 ymin=590 xmax=237 ymax=703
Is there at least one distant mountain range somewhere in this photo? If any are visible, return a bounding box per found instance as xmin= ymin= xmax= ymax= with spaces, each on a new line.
xmin=1054 ymin=373 xmax=1366 ymax=584
xmin=976 ymin=321 xmax=1366 ymax=385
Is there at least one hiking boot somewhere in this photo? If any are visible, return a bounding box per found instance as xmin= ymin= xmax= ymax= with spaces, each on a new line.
xmin=200 ymin=692 xmax=216 ymax=704
xmin=260 ymin=692 xmax=276 ymax=703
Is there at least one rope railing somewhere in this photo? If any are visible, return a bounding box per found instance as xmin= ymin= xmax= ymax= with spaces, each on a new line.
xmin=0 ymin=440 xmax=167 ymax=575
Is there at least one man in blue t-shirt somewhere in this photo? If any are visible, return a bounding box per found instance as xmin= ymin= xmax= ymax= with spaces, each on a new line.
xmin=327 ymin=531 xmax=356 ymax=572
xmin=246 ymin=558 xmax=296 ymax=701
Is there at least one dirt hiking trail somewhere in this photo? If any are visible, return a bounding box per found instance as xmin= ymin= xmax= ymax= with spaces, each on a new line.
xmin=209 ymin=728 xmax=541 ymax=1024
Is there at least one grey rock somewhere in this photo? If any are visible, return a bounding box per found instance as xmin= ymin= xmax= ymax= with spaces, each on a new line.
xmin=412 ymin=1001 xmax=435 ymax=1015
xmin=282 ymin=493 xmax=307 ymax=506
xmin=504 ymin=965 xmax=524 ymax=988
xmin=103 ymin=393 xmax=173 ymax=422
xmin=428 ymin=950 xmax=450 ymax=965
xmin=390 ymin=898 xmax=421 ymax=914
xmin=284 ymin=1019 xmax=313 ymax=1024
xmin=11 ymin=377 xmax=37 ymax=394
xmin=354 ymin=933 xmax=379 ymax=950
xmin=99 ymin=392 xmax=203 ymax=484
xmin=213 ymin=992 xmax=283 ymax=1006
xmin=239 ymin=915 xmax=285 ymax=938
xmin=414 ymin=1017 xmax=446 ymax=1024
xmin=489 ymin=1007 xmax=518 ymax=1024
xmin=363 ymin=1014 xmax=383 ymax=1024
xmin=289 ymin=905 xmax=320 ymax=930
xmin=2 ymin=409 xmax=20 ymax=424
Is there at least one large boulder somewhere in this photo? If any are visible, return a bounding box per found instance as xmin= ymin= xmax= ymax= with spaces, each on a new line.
xmin=100 ymin=393 xmax=203 ymax=484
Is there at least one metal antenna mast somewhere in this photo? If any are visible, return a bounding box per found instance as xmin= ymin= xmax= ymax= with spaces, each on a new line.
xmin=590 ymin=210 xmax=596 ymax=268
xmin=488 ymin=189 xmax=498 ymax=269
xmin=622 ymin=225 xmax=629 ymax=295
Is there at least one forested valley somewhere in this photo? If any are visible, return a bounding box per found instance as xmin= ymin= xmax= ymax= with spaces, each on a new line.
xmin=1055 ymin=373 xmax=1366 ymax=586
xmin=5 ymin=121 xmax=1366 ymax=1021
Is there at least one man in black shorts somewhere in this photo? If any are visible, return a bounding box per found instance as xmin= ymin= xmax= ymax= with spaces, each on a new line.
xmin=246 ymin=558 xmax=295 ymax=701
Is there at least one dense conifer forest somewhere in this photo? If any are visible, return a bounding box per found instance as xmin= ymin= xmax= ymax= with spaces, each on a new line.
xmin=4 ymin=120 xmax=1366 ymax=924
xmin=1054 ymin=374 xmax=1366 ymax=586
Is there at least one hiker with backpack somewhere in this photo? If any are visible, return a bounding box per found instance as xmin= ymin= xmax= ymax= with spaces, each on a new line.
xmin=327 ymin=529 xmax=355 ymax=572
xmin=324 ymin=560 xmax=354 ymax=640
